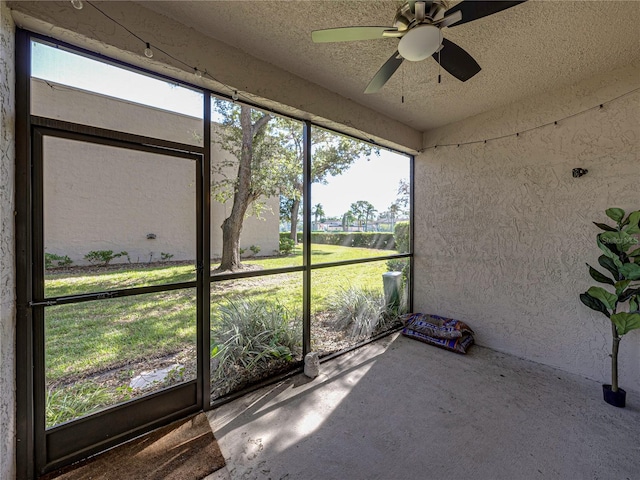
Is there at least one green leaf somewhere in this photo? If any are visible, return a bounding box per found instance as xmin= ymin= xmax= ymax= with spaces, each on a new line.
xmin=580 ymin=293 xmax=610 ymax=317
xmin=587 ymin=287 xmax=617 ymax=311
xmin=596 ymin=238 xmax=622 ymax=270
xmin=629 ymin=247 xmax=640 ymax=258
xmin=614 ymin=280 xmax=632 ymax=296
xmin=610 ymin=312 xmax=640 ymax=336
xmin=620 ymin=287 xmax=640 ymax=303
xmin=211 ymin=345 xmax=220 ymax=357
xmin=598 ymin=255 xmax=620 ymax=279
xmin=630 ymin=296 xmax=639 ymax=312
xmin=593 ymin=222 xmax=617 ymax=232
xmin=600 ymin=231 xmax=638 ymax=253
xmin=587 ymin=264 xmax=614 ymax=285
xmin=623 ymin=211 xmax=640 ymax=235
xmin=619 ymin=262 xmax=640 ymax=281
xmin=597 ymin=235 xmax=622 ymax=270
xmin=605 ymin=208 xmax=625 ymax=223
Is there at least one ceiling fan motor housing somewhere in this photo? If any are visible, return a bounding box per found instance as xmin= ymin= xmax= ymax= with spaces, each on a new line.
xmin=394 ymin=0 xmax=449 ymax=31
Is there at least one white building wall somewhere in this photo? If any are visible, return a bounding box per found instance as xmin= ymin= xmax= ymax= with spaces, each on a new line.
xmin=0 ymin=1 xmax=16 ymax=477
xmin=31 ymin=79 xmax=279 ymax=264
xmin=415 ymin=62 xmax=640 ymax=391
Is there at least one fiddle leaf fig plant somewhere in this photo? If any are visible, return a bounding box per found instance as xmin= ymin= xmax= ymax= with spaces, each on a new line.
xmin=580 ymin=208 xmax=640 ymax=393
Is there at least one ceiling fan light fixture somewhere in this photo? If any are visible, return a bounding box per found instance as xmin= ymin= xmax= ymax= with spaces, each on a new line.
xmin=398 ymin=25 xmax=442 ymax=61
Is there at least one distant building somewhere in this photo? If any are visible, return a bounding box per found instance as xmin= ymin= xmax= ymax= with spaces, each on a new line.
xmin=32 ymin=78 xmax=279 ymax=265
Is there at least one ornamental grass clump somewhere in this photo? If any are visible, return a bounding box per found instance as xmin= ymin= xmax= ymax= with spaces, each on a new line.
xmin=46 ymin=382 xmax=112 ymax=427
xmin=330 ymin=286 xmax=400 ymax=339
xmin=580 ymin=208 xmax=640 ymax=401
xmin=211 ymin=299 xmax=301 ymax=381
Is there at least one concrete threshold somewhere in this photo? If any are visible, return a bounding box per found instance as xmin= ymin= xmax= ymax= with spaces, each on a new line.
xmin=206 ymin=333 xmax=640 ymax=480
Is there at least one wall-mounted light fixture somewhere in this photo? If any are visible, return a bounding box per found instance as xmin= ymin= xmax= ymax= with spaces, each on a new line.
xmin=572 ymin=168 xmax=588 ymax=178
xmin=146 ymin=233 xmax=157 ymax=239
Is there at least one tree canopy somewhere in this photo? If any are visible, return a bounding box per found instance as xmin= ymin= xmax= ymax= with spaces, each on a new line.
xmin=212 ymin=101 xmax=297 ymax=270
xmin=280 ymin=127 xmax=375 ymax=242
xmin=212 ymin=101 xmax=376 ymax=270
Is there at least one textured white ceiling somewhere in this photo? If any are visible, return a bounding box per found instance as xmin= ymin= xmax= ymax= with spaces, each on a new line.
xmin=139 ymin=0 xmax=639 ymax=132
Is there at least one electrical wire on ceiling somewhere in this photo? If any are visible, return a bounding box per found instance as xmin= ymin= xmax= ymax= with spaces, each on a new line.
xmin=73 ymin=1 xmax=638 ymax=155
xmin=421 ymin=87 xmax=640 ymax=152
xmin=83 ymin=1 xmax=253 ymax=106
xmin=80 ymin=1 xmax=390 ymax=150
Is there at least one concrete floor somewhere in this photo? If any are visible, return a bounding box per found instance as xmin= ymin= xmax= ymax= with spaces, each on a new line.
xmin=206 ymin=333 xmax=640 ymax=480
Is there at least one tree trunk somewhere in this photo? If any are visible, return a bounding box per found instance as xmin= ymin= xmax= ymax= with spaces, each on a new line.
xmin=218 ymin=107 xmax=256 ymax=272
xmin=289 ymin=198 xmax=300 ymax=244
xmin=220 ymin=213 xmax=244 ymax=271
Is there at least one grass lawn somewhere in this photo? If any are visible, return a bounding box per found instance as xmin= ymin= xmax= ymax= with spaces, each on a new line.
xmin=45 ymin=244 xmax=401 ymax=381
xmin=44 ymin=244 xmax=406 ymax=425
xmin=44 ymin=243 xmax=394 ymax=297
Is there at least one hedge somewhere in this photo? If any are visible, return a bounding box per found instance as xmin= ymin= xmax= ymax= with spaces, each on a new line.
xmin=279 ymin=232 xmax=395 ymax=250
xmin=393 ymin=221 xmax=410 ymax=253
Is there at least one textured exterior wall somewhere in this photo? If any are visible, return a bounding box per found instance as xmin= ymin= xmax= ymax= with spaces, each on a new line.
xmin=0 ymin=1 xmax=16 ymax=477
xmin=32 ymin=79 xmax=279 ymax=263
xmin=415 ymin=62 xmax=640 ymax=391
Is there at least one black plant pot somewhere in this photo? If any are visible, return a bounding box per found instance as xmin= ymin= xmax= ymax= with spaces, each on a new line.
xmin=603 ymin=384 xmax=626 ymax=408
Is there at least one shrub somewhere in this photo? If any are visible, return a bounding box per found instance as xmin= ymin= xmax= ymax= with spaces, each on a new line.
xmin=393 ymin=221 xmax=410 ymax=253
xmin=250 ymin=245 xmax=261 ymax=255
xmin=211 ymin=299 xmax=301 ymax=380
xmin=84 ymin=250 xmax=128 ymax=266
xmin=160 ymin=252 xmax=174 ymax=261
xmin=45 ymin=253 xmax=73 ymax=269
xmin=386 ymin=258 xmax=407 ymax=272
xmin=279 ymin=232 xmax=302 ymax=243
xmin=386 ymin=257 xmax=410 ymax=289
xmin=279 ymin=232 xmax=395 ymax=250
xmin=387 ymin=221 xmax=411 ymax=281
xmin=279 ymin=237 xmax=295 ymax=255
xmin=308 ymin=232 xmax=395 ymax=249
xmin=330 ymin=286 xmax=399 ymax=339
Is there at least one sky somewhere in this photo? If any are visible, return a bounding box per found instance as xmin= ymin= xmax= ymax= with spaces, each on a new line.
xmin=31 ymin=41 xmax=409 ymax=218
xmin=311 ymin=152 xmax=408 ymax=218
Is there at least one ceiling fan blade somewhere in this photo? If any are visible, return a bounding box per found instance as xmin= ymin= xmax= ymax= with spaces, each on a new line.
xmin=432 ymin=38 xmax=481 ymax=82
xmin=444 ymin=1 xmax=527 ymax=27
xmin=364 ymin=51 xmax=404 ymax=94
xmin=312 ymin=26 xmax=397 ymax=43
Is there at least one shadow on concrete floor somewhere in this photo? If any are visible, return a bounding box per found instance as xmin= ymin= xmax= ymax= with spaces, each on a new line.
xmin=207 ymin=333 xmax=640 ymax=480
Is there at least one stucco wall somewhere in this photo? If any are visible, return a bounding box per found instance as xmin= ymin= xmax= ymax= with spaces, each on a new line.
xmin=415 ymin=62 xmax=640 ymax=391
xmin=0 ymin=0 xmax=16 ymax=477
xmin=32 ymin=78 xmax=279 ymax=264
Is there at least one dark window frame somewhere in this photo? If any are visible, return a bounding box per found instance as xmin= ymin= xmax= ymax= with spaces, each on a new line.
xmin=15 ymin=28 xmax=414 ymax=477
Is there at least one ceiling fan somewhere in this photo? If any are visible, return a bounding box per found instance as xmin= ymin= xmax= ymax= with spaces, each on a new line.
xmin=311 ymin=1 xmax=527 ymax=93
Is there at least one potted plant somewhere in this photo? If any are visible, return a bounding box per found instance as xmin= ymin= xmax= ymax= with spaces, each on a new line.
xmin=580 ymin=208 xmax=640 ymax=407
